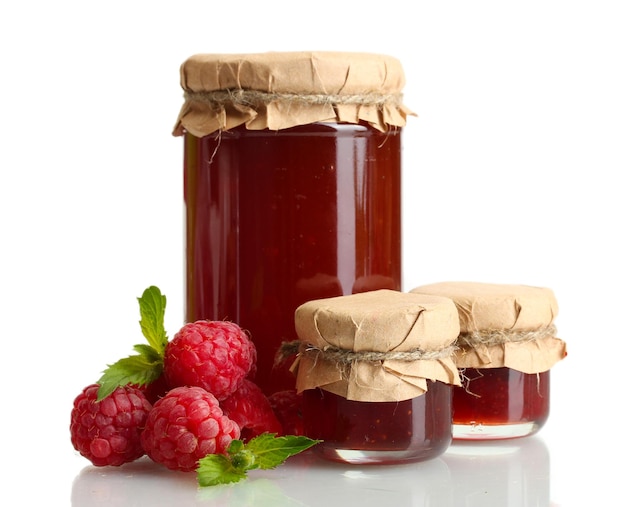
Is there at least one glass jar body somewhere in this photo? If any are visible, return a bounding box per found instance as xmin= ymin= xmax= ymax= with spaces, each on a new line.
xmin=183 ymin=123 xmax=402 ymax=395
xmin=302 ymin=381 xmax=453 ymax=465
xmin=452 ymin=367 xmax=550 ymax=440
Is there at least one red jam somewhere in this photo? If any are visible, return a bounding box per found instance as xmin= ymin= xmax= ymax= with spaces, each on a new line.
xmin=302 ymin=381 xmax=452 ymax=464
xmin=184 ymin=122 xmax=402 ymax=395
xmin=453 ymin=367 xmax=549 ymax=439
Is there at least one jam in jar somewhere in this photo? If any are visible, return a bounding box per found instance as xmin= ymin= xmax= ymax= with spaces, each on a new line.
xmin=453 ymin=367 xmax=550 ymax=439
xmin=174 ymin=52 xmax=412 ymax=395
xmin=294 ymin=290 xmax=462 ymax=464
xmin=303 ymin=381 xmax=453 ymax=464
xmin=410 ymin=282 xmax=567 ymax=440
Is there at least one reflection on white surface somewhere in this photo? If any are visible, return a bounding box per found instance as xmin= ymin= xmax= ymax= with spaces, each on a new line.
xmin=71 ymin=437 xmax=551 ymax=506
xmin=278 ymin=454 xmax=453 ymax=506
xmin=443 ymin=437 xmax=550 ymax=507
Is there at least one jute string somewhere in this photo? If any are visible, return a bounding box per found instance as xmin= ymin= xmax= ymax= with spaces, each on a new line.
xmin=456 ymin=324 xmax=557 ymax=349
xmin=184 ymin=89 xmax=404 ymax=108
xmin=276 ymin=340 xmax=455 ymax=366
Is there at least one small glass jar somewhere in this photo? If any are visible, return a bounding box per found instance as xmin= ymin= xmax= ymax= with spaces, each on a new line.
xmin=453 ymin=367 xmax=550 ymax=439
xmin=410 ymin=282 xmax=567 ymax=440
xmin=294 ymin=290 xmax=462 ymax=464
xmin=173 ymin=52 xmax=412 ymax=396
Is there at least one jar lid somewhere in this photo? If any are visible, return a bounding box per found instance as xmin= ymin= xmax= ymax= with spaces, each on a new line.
xmin=292 ymin=289 xmax=461 ymax=402
xmin=173 ymin=51 xmax=414 ymax=136
xmin=410 ymin=282 xmax=567 ymax=373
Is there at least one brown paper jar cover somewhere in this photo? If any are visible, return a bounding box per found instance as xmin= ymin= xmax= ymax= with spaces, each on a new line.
xmin=173 ymin=51 xmax=414 ymax=136
xmin=293 ymin=289 xmax=461 ymax=403
xmin=409 ymin=282 xmax=567 ymax=374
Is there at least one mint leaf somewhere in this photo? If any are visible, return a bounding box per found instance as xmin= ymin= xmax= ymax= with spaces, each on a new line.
xmin=95 ymin=286 xmax=170 ymax=401
xmin=133 ymin=343 xmax=162 ymax=363
xmin=197 ymin=454 xmax=247 ymax=487
xmin=96 ymin=354 xmax=163 ymax=401
xmin=138 ymin=286 xmax=168 ymax=355
xmin=196 ymin=434 xmax=320 ymax=487
xmin=245 ymin=433 xmax=320 ymax=470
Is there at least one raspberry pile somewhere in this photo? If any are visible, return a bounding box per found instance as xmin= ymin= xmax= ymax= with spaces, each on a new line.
xmin=70 ymin=318 xmax=287 ymax=471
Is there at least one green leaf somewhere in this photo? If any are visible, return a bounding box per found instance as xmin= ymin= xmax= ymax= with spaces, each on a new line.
xmin=195 ymin=434 xmax=321 ymax=487
xmin=96 ymin=353 xmax=163 ymax=401
xmin=133 ymin=343 xmax=162 ymax=363
xmin=244 ymin=434 xmax=320 ymax=470
xmin=230 ymin=449 xmax=257 ymax=471
xmin=137 ymin=286 xmax=168 ymax=355
xmin=228 ymin=439 xmax=245 ymax=455
xmin=197 ymin=454 xmax=247 ymax=487
xmin=94 ymin=286 xmax=169 ymax=401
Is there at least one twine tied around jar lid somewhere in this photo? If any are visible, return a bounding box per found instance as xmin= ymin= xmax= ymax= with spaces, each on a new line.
xmin=410 ymin=282 xmax=568 ymax=374
xmin=184 ymin=88 xmax=405 ymax=109
xmin=301 ymin=342 xmax=457 ymax=365
xmin=291 ymin=290 xmax=462 ymax=403
xmin=457 ymin=323 xmax=558 ymax=348
xmin=173 ymin=51 xmax=414 ymax=136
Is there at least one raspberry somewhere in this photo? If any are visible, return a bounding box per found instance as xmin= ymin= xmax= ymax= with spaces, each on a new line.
xmin=70 ymin=383 xmax=152 ymax=467
xmin=134 ymin=375 xmax=170 ymax=405
xmin=140 ymin=386 xmax=240 ymax=472
xmin=164 ymin=320 xmax=256 ymax=401
xmin=268 ymin=390 xmax=305 ymax=436
xmin=221 ymin=379 xmax=283 ymax=440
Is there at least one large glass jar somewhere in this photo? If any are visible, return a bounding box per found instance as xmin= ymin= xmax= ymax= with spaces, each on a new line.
xmin=410 ymin=282 xmax=567 ymax=440
xmin=184 ymin=123 xmax=401 ymax=395
xmin=174 ymin=52 xmax=412 ymax=395
xmin=294 ymin=290 xmax=462 ymax=464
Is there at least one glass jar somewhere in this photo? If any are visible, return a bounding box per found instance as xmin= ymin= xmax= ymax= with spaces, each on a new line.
xmin=410 ymin=282 xmax=567 ymax=440
xmin=453 ymin=368 xmax=550 ymax=439
xmin=174 ymin=52 xmax=412 ymax=396
xmin=183 ymin=123 xmax=401 ymax=395
xmin=294 ymin=290 xmax=462 ymax=464
xmin=303 ymin=381 xmax=453 ymax=465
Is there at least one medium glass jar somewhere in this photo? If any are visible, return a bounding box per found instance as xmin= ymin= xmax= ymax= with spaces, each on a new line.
xmin=294 ymin=290 xmax=462 ymax=464
xmin=174 ymin=52 xmax=412 ymax=396
xmin=302 ymin=381 xmax=453 ymax=464
xmin=410 ymin=282 xmax=567 ymax=440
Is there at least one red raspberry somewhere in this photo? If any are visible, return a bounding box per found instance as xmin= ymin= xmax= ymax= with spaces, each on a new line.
xmin=268 ymin=390 xmax=305 ymax=436
xmin=70 ymin=383 xmax=152 ymax=467
xmin=140 ymin=386 xmax=240 ymax=472
xmin=164 ymin=320 xmax=256 ymax=401
xmin=221 ymin=379 xmax=283 ymax=440
xmin=134 ymin=375 xmax=170 ymax=405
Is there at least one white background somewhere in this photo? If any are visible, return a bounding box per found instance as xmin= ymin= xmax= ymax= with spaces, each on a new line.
xmin=1 ymin=1 xmax=625 ymax=505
